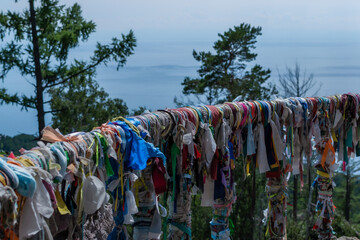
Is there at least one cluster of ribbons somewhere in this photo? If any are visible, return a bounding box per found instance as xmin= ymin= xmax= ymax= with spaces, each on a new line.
xmin=0 ymin=121 xmax=166 ymax=240
xmin=0 ymin=93 xmax=359 ymax=240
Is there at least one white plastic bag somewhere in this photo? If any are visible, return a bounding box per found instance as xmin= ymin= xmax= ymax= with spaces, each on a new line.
xmin=123 ymin=190 xmax=138 ymax=224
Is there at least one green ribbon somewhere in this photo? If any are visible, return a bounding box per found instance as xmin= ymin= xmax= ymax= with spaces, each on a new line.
xmin=345 ymin=127 xmax=353 ymax=148
xmin=95 ymin=133 xmax=114 ymax=177
xmin=65 ymin=151 xmax=70 ymax=166
xmin=169 ymin=221 xmax=192 ymax=240
xmin=229 ymin=218 xmax=235 ymax=236
xmin=165 ymin=143 xmax=181 ymax=240
xmin=95 ymin=137 xmax=99 ymax=167
xmin=171 ymin=143 xmax=180 ymax=203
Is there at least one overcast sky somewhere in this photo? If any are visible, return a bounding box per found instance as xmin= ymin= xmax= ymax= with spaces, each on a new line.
xmin=1 ymin=0 xmax=360 ymax=136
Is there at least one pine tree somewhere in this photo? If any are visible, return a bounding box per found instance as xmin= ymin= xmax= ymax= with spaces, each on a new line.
xmin=0 ymin=0 xmax=136 ymax=136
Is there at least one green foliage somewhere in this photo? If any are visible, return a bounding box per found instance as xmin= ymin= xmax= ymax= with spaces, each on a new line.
xmin=229 ymin=157 xmax=268 ymax=240
xmin=48 ymin=68 xmax=129 ymax=134
xmin=333 ymin=161 xmax=360 ymax=228
xmin=190 ymin=156 xmax=269 ymax=240
xmin=191 ymin=196 xmax=212 ymax=240
xmin=286 ymin=218 xmax=318 ymax=240
xmin=191 ymin=145 xmax=360 ymax=239
xmin=0 ymin=134 xmax=36 ymax=153
xmin=181 ymin=23 xmax=277 ymax=105
xmin=332 ymin=213 xmax=360 ymax=238
xmin=189 ymin=27 xmax=279 ymax=237
xmin=0 ymin=0 xmax=136 ymax=132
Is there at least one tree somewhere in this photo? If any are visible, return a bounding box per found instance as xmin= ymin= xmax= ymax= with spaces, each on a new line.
xmin=346 ymin=166 xmax=351 ymax=221
xmin=183 ymin=24 xmax=276 ymax=240
xmin=278 ymin=62 xmax=321 ymax=98
xmin=0 ymin=0 xmax=136 ymax=136
xmin=0 ymin=133 xmax=36 ymax=153
xmin=230 ymin=155 xmax=268 ymax=240
xmin=181 ymin=23 xmax=277 ymax=105
xmin=277 ymin=62 xmax=321 ymax=224
xmin=48 ymin=66 xmax=129 ymax=134
xmin=332 ymin=161 xmax=360 ymax=238
xmin=343 ymin=157 xmax=360 ymax=222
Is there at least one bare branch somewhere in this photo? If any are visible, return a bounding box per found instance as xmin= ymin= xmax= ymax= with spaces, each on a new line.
xmin=312 ymin=81 xmax=322 ymax=97
xmin=23 ymin=77 xmax=35 ymax=87
xmin=277 ymin=62 xmax=320 ymax=98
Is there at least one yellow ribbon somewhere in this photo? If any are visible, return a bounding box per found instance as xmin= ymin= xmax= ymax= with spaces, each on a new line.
xmin=246 ymin=157 xmax=251 ymax=176
xmin=112 ymin=116 xmax=140 ymax=136
xmin=317 ymin=170 xmax=330 ymax=178
xmin=55 ymin=190 xmax=71 ymax=215
xmin=0 ymin=174 xmax=6 ymax=186
xmin=343 ymin=100 xmax=348 ymax=120
xmin=133 ymin=177 xmax=148 ymax=206
xmin=331 ymin=129 xmax=338 ymax=142
xmin=16 ymin=157 xmax=36 ymax=167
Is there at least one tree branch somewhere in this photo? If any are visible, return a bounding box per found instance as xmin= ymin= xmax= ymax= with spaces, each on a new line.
xmin=43 ymin=45 xmax=56 ymax=69
xmin=24 ymin=77 xmax=36 ymax=87
xmin=44 ymin=55 xmax=108 ymax=89
xmin=0 ymin=89 xmax=36 ymax=110
xmin=44 ymin=108 xmax=64 ymax=114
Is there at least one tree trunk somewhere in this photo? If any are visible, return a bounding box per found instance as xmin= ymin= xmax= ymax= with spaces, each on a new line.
xmin=306 ymin=155 xmax=312 ymax=240
xmin=29 ymin=0 xmax=45 ymax=137
xmin=307 ymin=155 xmax=312 ymax=192
xmin=345 ymin=167 xmax=351 ymax=221
xmin=293 ymin=175 xmax=298 ymax=222
xmin=250 ymin=156 xmax=256 ymax=240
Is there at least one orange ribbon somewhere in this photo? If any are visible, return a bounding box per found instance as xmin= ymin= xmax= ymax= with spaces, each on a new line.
xmin=41 ymin=126 xmax=79 ymax=143
xmin=321 ymin=139 xmax=335 ymax=168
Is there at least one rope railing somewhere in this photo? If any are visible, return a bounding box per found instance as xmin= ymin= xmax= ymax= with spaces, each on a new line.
xmin=0 ymin=93 xmax=358 ymax=240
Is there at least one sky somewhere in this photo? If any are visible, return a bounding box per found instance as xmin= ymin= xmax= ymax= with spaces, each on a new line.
xmin=1 ymin=0 xmax=360 ymax=136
